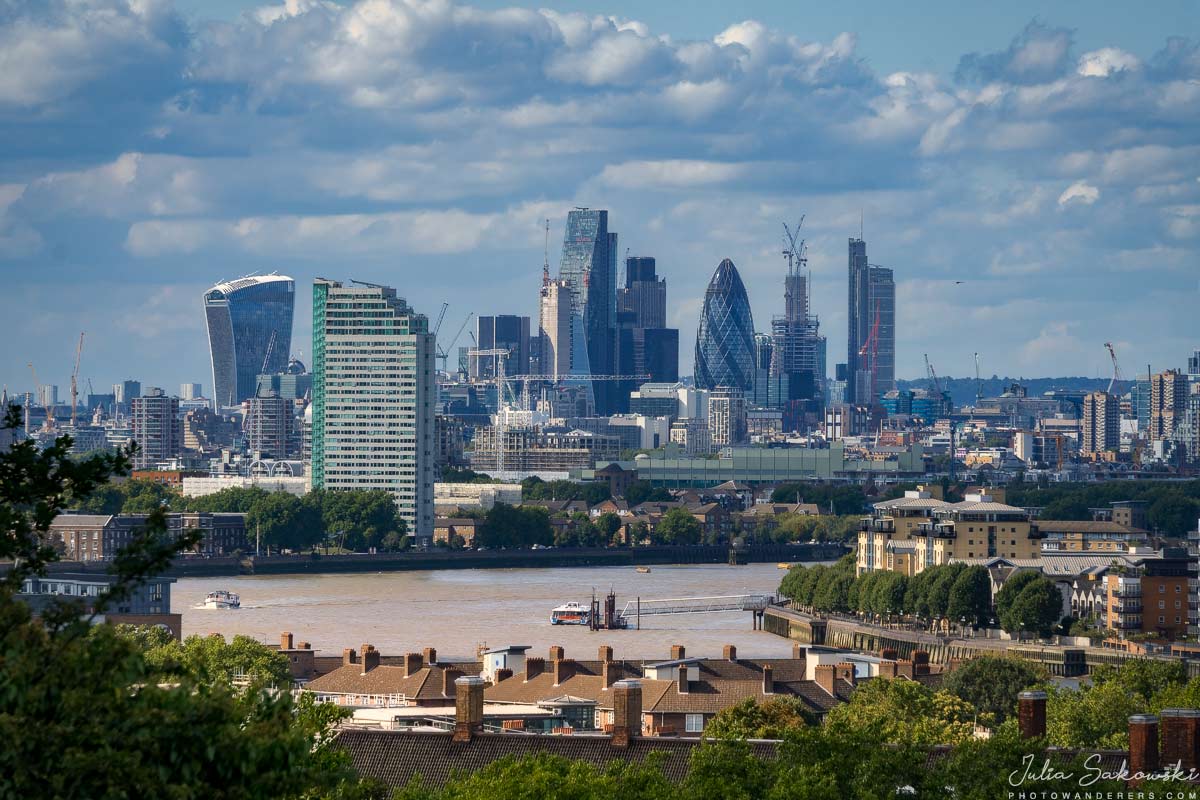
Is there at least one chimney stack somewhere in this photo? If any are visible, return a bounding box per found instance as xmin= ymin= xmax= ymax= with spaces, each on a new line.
xmin=723 ymin=644 xmax=737 ymax=662
xmin=524 ymin=657 xmax=545 ymax=681
xmin=553 ymin=658 xmax=576 ymax=686
xmin=1160 ymin=709 xmax=1199 ymax=772
xmin=815 ymin=664 xmax=836 ymax=696
xmin=1017 ymin=691 xmax=1047 ymax=739
xmin=423 ymin=647 xmax=438 ymax=665
xmin=495 ymin=667 xmax=513 ymax=683
xmin=281 ymin=631 xmax=294 ymax=650
xmin=762 ymin=664 xmax=774 ymax=695
xmin=402 ymin=652 xmax=424 ymax=677
xmin=549 ymin=645 xmax=565 ymax=662
xmin=361 ymin=645 xmax=381 ymax=674
xmin=298 ymin=642 xmax=310 ymax=650
xmin=598 ymin=645 xmax=614 ymax=663
xmin=452 ymin=676 xmax=485 ymax=743
xmin=602 ymin=660 xmax=619 ymax=689
xmin=342 ymin=648 xmax=357 ymax=667
xmin=669 ymin=644 xmax=686 ymax=660
xmin=835 ymin=662 xmax=856 ymax=686
xmin=677 ymin=664 xmax=689 ymax=694
xmin=792 ymin=643 xmax=806 ymax=661
xmin=442 ymin=667 xmax=464 ymax=697
xmin=611 ymin=680 xmax=642 ymax=748
xmin=1128 ymin=715 xmax=1160 ymax=785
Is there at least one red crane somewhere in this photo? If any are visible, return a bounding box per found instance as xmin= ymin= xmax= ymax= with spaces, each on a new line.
xmin=858 ymin=301 xmax=881 ymax=404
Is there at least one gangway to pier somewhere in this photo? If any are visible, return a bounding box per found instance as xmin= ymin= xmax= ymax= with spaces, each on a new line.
xmin=616 ymin=594 xmax=775 ymax=627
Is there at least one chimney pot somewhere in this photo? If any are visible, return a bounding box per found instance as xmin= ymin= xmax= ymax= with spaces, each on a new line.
xmin=452 ymin=676 xmax=485 ymax=743
xmin=524 ymin=656 xmax=545 ymax=681
xmin=1017 ymin=691 xmax=1047 ymax=739
xmin=361 ymin=648 xmax=381 ymax=674
xmin=880 ymin=648 xmax=898 ymax=661
xmin=723 ymin=644 xmax=737 ymax=662
xmin=299 ymin=642 xmax=310 ymax=650
xmin=423 ymin=647 xmax=437 ymax=665
xmin=815 ymin=664 xmax=836 ymax=696
xmin=281 ymin=631 xmax=294 ymax=650
xmin=1128 ymin=714 xmax=1160 ymax=785
xmin=602 ymin=661 xmax=619 ymax=689
xmin=611 ymin=679 xmax=643 ymax=748
xmin=403 ymin=652 xmax=424 ymax=677
xmin=495 ymin=667 xmax=513 ymax=683
xmin=670 ymin=644 xmax=685 ymax=660
xmin=342 ymin=647 xmax=356 ymax=667
xmin=835 ymin=662 xmax=857 ymax=686
xmin=792 ymin=643 xmax=806 ymax=662
xmin=912 ymin=650 xmax=930 ymax=666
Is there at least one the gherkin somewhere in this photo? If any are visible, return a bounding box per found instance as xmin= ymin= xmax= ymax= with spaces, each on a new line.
xmin=694 ymin=258 xmax=756 ymax=392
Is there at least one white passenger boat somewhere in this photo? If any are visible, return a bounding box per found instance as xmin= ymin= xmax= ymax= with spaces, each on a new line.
xmin=549 ymin=601 xmax=590 ymax=625
xmin=204 ymin=590 xmax=241 ymax=609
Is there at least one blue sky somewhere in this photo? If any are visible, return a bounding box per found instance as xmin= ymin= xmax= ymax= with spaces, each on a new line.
xmin=2 ymin=0 xmax=1198 ymax=396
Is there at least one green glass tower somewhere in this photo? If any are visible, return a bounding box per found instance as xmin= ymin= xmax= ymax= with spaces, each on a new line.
xmin=310 ymin=279 xmax=436 ymax=545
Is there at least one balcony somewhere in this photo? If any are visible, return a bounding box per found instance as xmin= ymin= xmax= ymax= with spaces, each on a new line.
xmin=1111 ymin=602 xmax=1143 ymax=613
xmin=859 ymin=518 xmax=896 ymax=534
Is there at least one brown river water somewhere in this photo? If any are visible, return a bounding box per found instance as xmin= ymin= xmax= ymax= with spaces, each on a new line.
xmin=174 ymin=563 xmax=813 ymax=661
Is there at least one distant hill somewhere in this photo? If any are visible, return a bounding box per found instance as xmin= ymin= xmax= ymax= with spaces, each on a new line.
xmin=896 ymin=376 xmax=1129 ymax=409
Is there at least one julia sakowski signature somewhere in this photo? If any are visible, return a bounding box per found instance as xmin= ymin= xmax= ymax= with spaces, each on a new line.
xmin=1009 ymin=754 xmax=1200 ymax=787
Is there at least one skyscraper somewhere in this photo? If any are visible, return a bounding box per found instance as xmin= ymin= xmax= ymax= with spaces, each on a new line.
xmin=615 ymin=256 xmax=679 ymax=403
xmin=203 ymin=274 xmax=295 ymax=409
xmin=311 ymin=279 xmax=435 ymax=545
xmin=471 ymin=315 xmax=531 ymax=379
xmin=695 ymin=259 xmax=756 ymax=392
xmin=770 ymin=238 xmax=826 ymax=424
xmin=245 ymin=391 xmax=293 ymax=459
xmin=1150 ymin=369 xmax=1187 ymax=443
xmin=846 ymin=238 xmax=896 ymax=405
xmin=538 ymin=278 xmax=572 ymax=382
xmin=1082 ymin=391 xmax=1119 ymax=456
xmin=708 ymin=386 xmax=747 ymax=446
xmin=558 ymin=209 xmax=617 ymax=414
xmin=131 ymin=388 xmax=180 ymax=469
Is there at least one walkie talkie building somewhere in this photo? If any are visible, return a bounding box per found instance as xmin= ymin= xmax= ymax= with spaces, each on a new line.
xmin=203 ymin=274 xmax=295 ymax=409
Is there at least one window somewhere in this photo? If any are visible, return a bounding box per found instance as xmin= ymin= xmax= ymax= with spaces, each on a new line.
xmin=1159 ymin=616 xmax=1165 ymax=624
xmin=685 ymin=714 xmax=705 ymax=733
xmin=1159 ymin=600 xmax=1166 ymax=609
xmin=1175 ymin=585 xmax=1181 ymax=593
xmin=1159 ymin=585 xmax=1166 ymax=593
xmin=1176 ymin=601 xmax=1182 ymax=609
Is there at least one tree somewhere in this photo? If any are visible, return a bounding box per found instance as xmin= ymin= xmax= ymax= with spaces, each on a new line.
xmin=993 ymin=570 xmax=1041 ymax=625
xmin=705 ymin=697 xmax=813 ymax=739
xmin=247 ymin=491 xmax=324 ymax=552
xmin=823 ymin=678 xmax=982 ymax=745
xmin=399 ymin=752 xmax=675 ymax=800
xmin=0 ymin=405 xmax=356 ymax=798
xmin=1148 ymin=492 xmax=1200 ymax=536
xmin=1000 ymin=576 xmax=1063 ymax=636
xmin=595 ymin=512 xmax=622 ymax=544
xmin=654 ymin=507 xmax=702 ymax=545
xmin=946 ymin=565 xmax=993 ymax=627
xmin=476 ymin=503 xmax=553 ymax=549
xmin=623 ymin=480 xmax=672 ymax=506
xmin=943 ymin=656 xmax=1044 ymax=722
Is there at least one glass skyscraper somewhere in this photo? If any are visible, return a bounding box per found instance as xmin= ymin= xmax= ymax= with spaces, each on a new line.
xmin=846 ymin=239 xmax=895 ymax=405
xmin=203 ymin=274 xmax=295 ymax=409
xmin=558 ymin=209 xmax=617 ymax=414
xmin=695 ymin=259 xmax=756 ymax=392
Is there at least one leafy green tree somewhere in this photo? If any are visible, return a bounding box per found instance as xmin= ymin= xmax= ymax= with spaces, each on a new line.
xmin=769 ymin=483 xmax=866 ymax=515
xmin=0 ymin=405 xmax=355 ymax=798
xmin=404 ymin=752 xmax=676 ymax=800
xmin=247 ymin=490 xmax=324 ymax=552
xmin=823 ymin=678 xmax=982 ymax=745
xmin=595 ymin=512 xmax=622 ymax=544
xmin=705 ymin=697 xmax=813 ymax=739
xmin=813 ymin=569 xmax=853 ymax=613
xmin=1000 ymin=576 xmax=1062 ymax=636
xmin=653 ymin=507 xmax=702 ymax=545
xmin=185 ymin=485 xmax=271 ymax=513
xmin=623 ymin=480 xmax=672 ymax=506
xmin=1148 ymin=492 xmax=1200 ymax=536
xmin=993 ymin=570 xmax=1041 ymax=625
xmin=946 ymin=565 xmax=993 ymax=626
xmin=476 ymin=503 xmax=554 ymax=549
xmin=943 ymin=656 xmax=1044 ymax=721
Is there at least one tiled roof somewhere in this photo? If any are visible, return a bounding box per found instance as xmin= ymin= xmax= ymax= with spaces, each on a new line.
xmin=307 ymin=663 xmax=481 ymax=700
xmin=874 ymin=497 xmax=952 ymax=511
xmin=485 ymin=671 xmax=674 ymax=710
xmin=337 ymin=729 xmax=778 ymax=788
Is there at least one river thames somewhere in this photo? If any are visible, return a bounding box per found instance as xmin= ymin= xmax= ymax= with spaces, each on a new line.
xmin=174 ymin=562 xmax=805 ymax=660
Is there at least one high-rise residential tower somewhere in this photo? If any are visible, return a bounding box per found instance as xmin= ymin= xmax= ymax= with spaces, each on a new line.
xmin=846 ymin=238 xmax=895 ymax=405
xmin=558 ymin=209 xmax=618 ymax=414
xmin=1150 ymin=369 xmax=1187 ymax=443
xmin=203 ymin=274 xmax=295 ymax=409
xmin=310 ymin=279 xmax=435 ymax=545
xmin=131 ymin=387 xmax=180 ymax=469
xmin=695 ymin=259 xmax=756 ymax=393
xmin=1081 ymin=391 xmax=1120 ymax=456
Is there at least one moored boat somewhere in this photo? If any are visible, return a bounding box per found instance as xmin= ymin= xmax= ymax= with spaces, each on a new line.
xmin=549 ymin=601 xmax=590 ymax=625
xmin=635 ymin=566 xmax=651 ymax=574
xmin=204 ymin=590 xmax=241 ymax=609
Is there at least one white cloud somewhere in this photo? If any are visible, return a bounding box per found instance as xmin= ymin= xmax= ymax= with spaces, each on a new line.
xmin=598 ymin=160 xmax=746 ymax=189
xmin=1058 ymin=181 xmax=1100 ymax=207
xmin=1078 ymin=48 xmax=1140 ymax=77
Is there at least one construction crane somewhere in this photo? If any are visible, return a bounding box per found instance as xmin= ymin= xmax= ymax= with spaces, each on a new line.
xmin=70 ymin=331 xmax=84 ymax=428
xmin=781 ymin=216 xmax=806 ymax=272
xmin=857 ymin=301 xmax=881 ymax=405
xmin=924 ymin=353 xmax=941 ymax=395
xmin=432 ymin=302 xmax=449 ymax=339
xmin=438 ymin=312 xmax=474 ymax=374
xmin=974 ymin=352 xmax=983 ymax=408
xmin=1104 ymin=342 xmax=1124 ymax=395
xmin=261 ymin=329 xmax=277 ymax=374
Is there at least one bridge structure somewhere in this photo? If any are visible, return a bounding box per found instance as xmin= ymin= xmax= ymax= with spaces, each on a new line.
xmin=616 ymin=594 xmax=776 ymax=629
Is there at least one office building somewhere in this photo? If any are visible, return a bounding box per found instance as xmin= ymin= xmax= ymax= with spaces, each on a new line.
xmin=1150 ymin=369 xmax=1187 ymax=442
xmin=1081 ymin=391 xmax=1120 ymax=456
xmin=255 ymin=358 xmax=312 ymax=401
xmin=245 ymin=392 xmax=294 ymax=459
xmin=1188 ymin=349 xmax=1200 ymax=382
xmin=179 ymin=383 xmax=202 ymax=401
xmin=694 ymin=259 xmax=756 ymax=393
xmin=846 ymin=238 xmax=895 ymax=404
xmin=113 ymin=380 xmax=141 ymax=409
xmin=615 ymin=256 xmax=679 ymax=389
xmin=472 ymin=315 xmax=531 ymax=379
xmin=311 ymin=279 xmax=436 ymax=545
xmin=131 ymin=388 xmax=180 ymax=469
xmin=203 ymin=274 xmax=295 ymax=409
xmin=770 ymin=246 xmax=825 ymax=418
xmin=558 ymin=209 xmax=618 ymax=414
xmin=538 ymin=278 xmax=573 ymax=382
xmin=38 ymin=385 xmax=58 ymax=408
xmin=708 ymin=387 xmax=747 ymax=447
xmin=618 ymin=256 xmax=666 ymax=328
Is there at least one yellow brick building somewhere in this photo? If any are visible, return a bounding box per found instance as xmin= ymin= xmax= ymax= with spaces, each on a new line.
xmin=910 ymin=493 xmax=1043 ymax=572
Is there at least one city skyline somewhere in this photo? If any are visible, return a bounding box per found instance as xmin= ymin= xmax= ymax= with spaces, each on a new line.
xmin=2 ymin=0 xmax=1198 ymax=393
